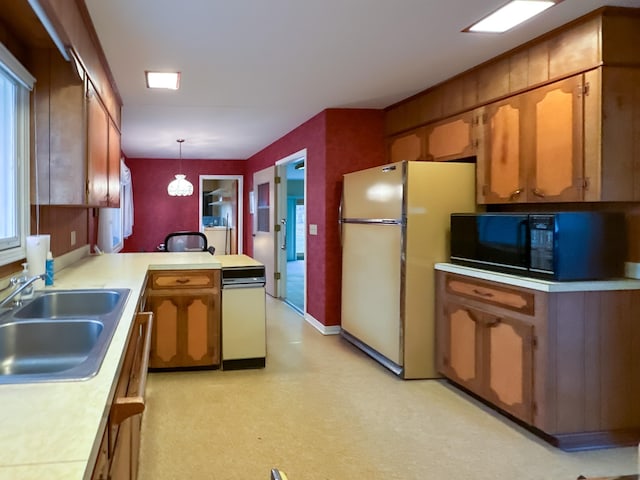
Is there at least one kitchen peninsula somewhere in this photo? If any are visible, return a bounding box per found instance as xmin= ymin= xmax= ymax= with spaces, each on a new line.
xmin=0 ymin=251 xmax=263 ymax=480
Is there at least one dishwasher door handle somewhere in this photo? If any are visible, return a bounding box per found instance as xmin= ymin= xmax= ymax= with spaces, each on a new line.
xmin=222 ymin=283 xmax=266 ymax=289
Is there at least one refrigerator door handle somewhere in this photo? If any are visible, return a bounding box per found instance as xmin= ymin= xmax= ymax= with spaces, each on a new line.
xmin=338 ymin=192 xmax=344 ymax=248
xmin=280 ymin=218 xmax=287 ymax=250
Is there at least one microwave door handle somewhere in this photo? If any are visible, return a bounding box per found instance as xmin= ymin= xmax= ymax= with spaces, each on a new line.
xmin=519 ymin=220 xmax=529 ymax=266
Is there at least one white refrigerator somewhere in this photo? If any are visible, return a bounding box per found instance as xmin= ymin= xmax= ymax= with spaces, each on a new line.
xmin=340 ymin=160 xmax=476 ymax=379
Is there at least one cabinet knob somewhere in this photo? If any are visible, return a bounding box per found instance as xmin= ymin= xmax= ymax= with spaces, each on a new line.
xmin=509 ymin=188 xmax=523 ymax=201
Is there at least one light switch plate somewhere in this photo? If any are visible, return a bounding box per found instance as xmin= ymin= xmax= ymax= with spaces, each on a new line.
xmin=309 ymin=224 xmax=318 ymax=235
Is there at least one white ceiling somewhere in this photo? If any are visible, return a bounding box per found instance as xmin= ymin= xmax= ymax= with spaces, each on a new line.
xmin=84 ymin=0 xmax=640 ymax=160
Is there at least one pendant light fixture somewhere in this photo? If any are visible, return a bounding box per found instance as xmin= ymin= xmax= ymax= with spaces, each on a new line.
xmin=167 ymin=138 xmax=193 ymax=196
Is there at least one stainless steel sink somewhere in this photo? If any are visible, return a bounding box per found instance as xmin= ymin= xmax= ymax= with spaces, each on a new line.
xmin=13 ymin=290 xmax=123 ymax=318
xmin=0 ymin=288 xmax=130 ymax=384
xmin=0 ymin=320 xmax=103 ymax=375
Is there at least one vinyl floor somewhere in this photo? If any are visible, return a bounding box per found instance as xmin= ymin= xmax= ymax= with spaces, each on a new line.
xmin=138 ymin=297 xmax=639 ymax=480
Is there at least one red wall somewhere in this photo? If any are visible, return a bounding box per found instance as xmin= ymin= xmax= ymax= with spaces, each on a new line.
xmin=246 ymin=108 xmax=385 ymax=327
xmin=123 ymin=158 xmax=246 ymax=252
xmin=122 ymin=107 xmax=385 ymax=328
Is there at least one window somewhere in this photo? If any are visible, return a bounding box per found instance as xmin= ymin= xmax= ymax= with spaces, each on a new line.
xmin=0 ymin=43 xmax=34 ymax=266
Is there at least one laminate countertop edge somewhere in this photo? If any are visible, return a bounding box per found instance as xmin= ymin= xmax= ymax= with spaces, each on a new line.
xmin=434 ymin=263 xmax=640 ymax=292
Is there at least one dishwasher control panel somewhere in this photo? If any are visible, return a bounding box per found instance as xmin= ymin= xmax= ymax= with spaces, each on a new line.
xmin=221 ymin=266 xmax=266 ymax=287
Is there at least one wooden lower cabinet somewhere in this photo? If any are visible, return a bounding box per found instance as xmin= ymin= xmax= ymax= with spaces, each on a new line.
xmin=146 ymin=270 xmax=221 ymax=369
xmin=436 ymin=270 xmax=640 ymax=450
xmin=440 ymin=302 xmax=534 ymax=423
xmin=91 ymin=311 xmax=152 ymax=480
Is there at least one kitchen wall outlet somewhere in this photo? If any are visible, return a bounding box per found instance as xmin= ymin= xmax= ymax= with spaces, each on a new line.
xmin=309 ymin=224 xmax=318 ymax=235
xmin=70 ymin=230 xmax=77 ymax=246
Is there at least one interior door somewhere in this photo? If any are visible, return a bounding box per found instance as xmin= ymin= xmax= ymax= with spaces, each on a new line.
xmin=253 ymin=166 xmax=276 ymax=296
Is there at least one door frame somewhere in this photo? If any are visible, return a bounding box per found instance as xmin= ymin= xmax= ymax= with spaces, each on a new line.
xmin=275 ymin=148 xmax=307 ymax=313
xmin=198 ymin=175 xmax=244 ymax=253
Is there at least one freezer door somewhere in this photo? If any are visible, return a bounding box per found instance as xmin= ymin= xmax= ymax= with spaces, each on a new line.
xmin=341 ymin=222 xmax=402 ymax=365
xmin=342 ymin=161 xmax=404 ymax=221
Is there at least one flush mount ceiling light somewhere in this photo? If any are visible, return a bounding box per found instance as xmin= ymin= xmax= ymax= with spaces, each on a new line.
xmin=465 ymin=0 xmax=559 ymax=33
xmin=167 ymin=139 xmax=194 ymax=196
xmin=145 ymin=71 xmax=180 ymax=90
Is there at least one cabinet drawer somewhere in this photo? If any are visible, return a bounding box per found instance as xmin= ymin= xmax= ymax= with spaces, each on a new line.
xmin=445 ymin=274 xmax=534 ymax=315
xmin=150 ymin=270 xmax=216 ymax=289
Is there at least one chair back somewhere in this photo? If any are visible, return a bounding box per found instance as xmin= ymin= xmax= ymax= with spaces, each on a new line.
xmin=164 ymin=231 xmax=208 ymax=252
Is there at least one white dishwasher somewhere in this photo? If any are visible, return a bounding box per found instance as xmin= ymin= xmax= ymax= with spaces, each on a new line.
xmin=221 ymin=266 xmax=267 ymax=370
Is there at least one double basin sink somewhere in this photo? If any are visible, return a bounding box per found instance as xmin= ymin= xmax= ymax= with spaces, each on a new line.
xmin=0 ymin=289 xmax=130 ymax=384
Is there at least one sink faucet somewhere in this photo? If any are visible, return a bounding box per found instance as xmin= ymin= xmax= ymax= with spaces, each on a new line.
xmin=0 ymin=273 xmax=46 ymax=309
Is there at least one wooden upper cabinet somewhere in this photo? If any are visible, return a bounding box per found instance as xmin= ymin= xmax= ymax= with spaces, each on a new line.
xmin=87 ymin=81 xmax=110 ymax=207
xmin=388 ymin=128 xmax=427 ymax=162
xmin=548 ymin=16 xmax=600 ymax=79
xmin=585 ymin=66 xmax=640 ymax=202
xmin=29 ymin=48 xmax=87 ymax=205
xmin=526 ymin=75 xmax=585 ymax=202
xmin=424 ymin=111 xmax=476 ymax=162
xmin=107 ymin=118 xmax=121 ymax=208
xmin=476 ymin=96 xmax=524 ymax=203
xmin=477 ymin=75 xmax=585 ymax=204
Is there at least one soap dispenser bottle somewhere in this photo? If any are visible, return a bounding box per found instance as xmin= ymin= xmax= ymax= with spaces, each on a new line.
xmin=17 ymin=262 xmax=34 ymax=299
xmin=45 ymin=251 xmax=54 ymax=286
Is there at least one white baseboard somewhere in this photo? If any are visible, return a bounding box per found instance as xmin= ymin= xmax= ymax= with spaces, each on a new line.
xmin=304 ymin=312 xmax=341 ymax=335
xmin=625 ymin=262 xmax=640 ymax=279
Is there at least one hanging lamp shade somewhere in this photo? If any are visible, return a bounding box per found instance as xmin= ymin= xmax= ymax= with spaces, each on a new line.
xmin=167 ymin=138 xmax=193 ymax=196
xmin=167 ymin=174 xmax=193 ymax=196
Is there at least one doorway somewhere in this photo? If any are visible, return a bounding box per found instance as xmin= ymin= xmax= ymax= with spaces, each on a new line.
xmin=276 ymin=150 xmax=306 ymax=313
xmin=199 ymin=175 xmax=243 ymax=254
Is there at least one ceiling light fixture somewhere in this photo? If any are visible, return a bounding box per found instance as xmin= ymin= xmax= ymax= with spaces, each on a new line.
xmin=145 ymin=71 xmax=180 ymax=90
xmin=167 ymin=139 xmax=193 ymax=196
xmin=294 ymin=161 xmax=305 ymax=170
xmin=465 ymin=0 xmax=559 ymax=33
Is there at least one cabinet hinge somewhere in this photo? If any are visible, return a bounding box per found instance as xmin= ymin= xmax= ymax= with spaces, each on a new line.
xmin=443 ymin=356 xmax=449 ymax=367
xmin=274 ymin=176 xmax=281 ymax=184
xmin=532 ymin=401 xmax=538 ymax=416
xmin=532 ymin=335 xmax=538 ymax=349
xmin=274 ymin=272 xmax=281 ymax=280
xmin=577 ymin=82 xmax=590 ymax=97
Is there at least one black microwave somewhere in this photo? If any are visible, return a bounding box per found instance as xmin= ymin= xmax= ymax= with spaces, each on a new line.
xmin=449 ymin=212 xmax=626 ymax=281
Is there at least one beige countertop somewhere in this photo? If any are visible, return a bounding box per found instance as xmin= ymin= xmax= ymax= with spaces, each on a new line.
xmin=0 ymin=252 xmax=259 ymax=480
xmin=435 ymin=262 xmax=640 ymax=292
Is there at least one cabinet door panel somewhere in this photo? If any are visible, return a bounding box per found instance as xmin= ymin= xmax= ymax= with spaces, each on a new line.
xmin=441 ymin=302 xmax=483 ymax=395
xmin=184 ymin=296 xmax=211 ymax=364
xmin=87 ymin=82 xmax=109 ymax=206
xmin=485 ymin=315 xmax=534 ymax=423
xmin=389 ymin=129 xmax=426 ymax=162
xmin=108 ymin=118 xmax=121 ymax=207
xmin=477 ymin=98 xmax=523 ymax=203
xmin=425 ymin=112 xmax=476 ymax=162
xmin=149 ymin=297 xmax=179 ymax=367
xmin=528 ymin=76 xmax=584 ymax=202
